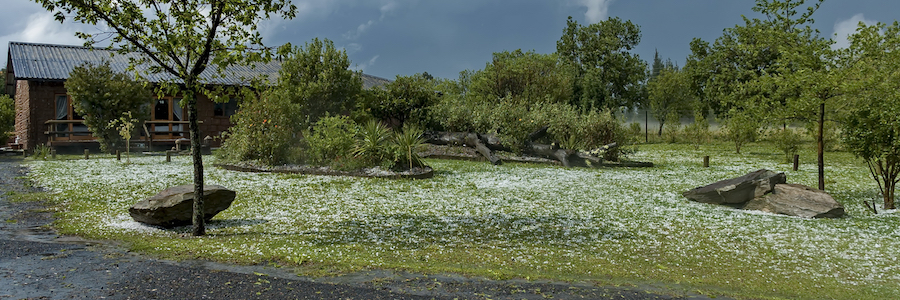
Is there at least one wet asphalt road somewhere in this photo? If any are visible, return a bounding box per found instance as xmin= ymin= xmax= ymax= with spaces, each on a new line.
xmin=0 ymin=155 xmax=711 ymax=300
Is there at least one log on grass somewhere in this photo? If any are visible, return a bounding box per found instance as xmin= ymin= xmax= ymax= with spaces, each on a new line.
xmin=423 ymin=131 xmax=504 ymax=165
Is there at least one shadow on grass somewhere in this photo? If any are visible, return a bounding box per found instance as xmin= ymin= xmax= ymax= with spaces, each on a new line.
xmin=304 ymin=213 xmax=632 ymax=249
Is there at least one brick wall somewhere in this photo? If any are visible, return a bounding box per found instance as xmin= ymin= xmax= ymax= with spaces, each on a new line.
xmin=196 ymin=94 xmax=233 ymax=147
xmin=15 ymin=81 xmax=66 ymax=150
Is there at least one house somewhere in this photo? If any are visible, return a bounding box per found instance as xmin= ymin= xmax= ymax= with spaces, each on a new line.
xmin=5 ymin=41 xmax=391 ymax=151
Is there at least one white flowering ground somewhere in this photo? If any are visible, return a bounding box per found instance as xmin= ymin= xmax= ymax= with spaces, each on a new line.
xmin=27 ymin=144 xmax=900 ymax=299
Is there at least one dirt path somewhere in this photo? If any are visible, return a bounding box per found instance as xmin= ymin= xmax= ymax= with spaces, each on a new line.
xmin=0 ymin=155 xmax=715 ymax=299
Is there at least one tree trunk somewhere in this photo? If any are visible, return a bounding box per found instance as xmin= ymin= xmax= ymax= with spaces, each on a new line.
xmin=817 ymin=102 xmax=825 ymax=191
xmin=186 ymin=86 xmax=206 ymax=236
xmin=422 ymin=131 xmax=504 ymax=165
xmin=657 ymin=121 xmax=664 ymax=136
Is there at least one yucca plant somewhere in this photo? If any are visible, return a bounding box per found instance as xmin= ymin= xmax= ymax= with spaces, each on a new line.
xmin=353 ymin=120 xmax=393 ymax=167
xmin=392 ymin=124 xmax=426 ymax=170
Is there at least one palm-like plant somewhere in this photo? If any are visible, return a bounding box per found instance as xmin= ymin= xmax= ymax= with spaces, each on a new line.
xmin=353 ymin=120 xmax=393 ymax=166
xmin=393 ymin=124 xmax=426 ymax=170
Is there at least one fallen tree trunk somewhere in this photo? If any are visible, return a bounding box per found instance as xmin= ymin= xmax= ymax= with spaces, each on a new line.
xmin=423 ymin=131 xmax=505 ymax=165
xmin=424 ymin=129 xmax=613 ymax=168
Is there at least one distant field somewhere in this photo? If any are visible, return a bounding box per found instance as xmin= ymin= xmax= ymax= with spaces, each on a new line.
xmin=26 ymin=142 xmax=900 ymax=300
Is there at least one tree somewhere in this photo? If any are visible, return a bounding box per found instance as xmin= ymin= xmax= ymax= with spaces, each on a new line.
xmin=647 ymin=64 xmax=694 ymax=136
xmin=687 ymin=0 xmax=836 ymax=190
xmin=276 ymin=38 xmax=362 ymax=126
xmin=1 ymin=68 xmax=7 ymax=96
xmin=359 ymin=74 xmax=439 ymax=129
xmin=35 ymin=0 xmax=297 ymax=236
xmin=66 ymin=62 xmax=150 ymax=153
xmin=842 ymin=22 xmax=900 ymax=209
xmin=0 ymin=94 xmax=13 ymax=144
xmin=556 ymin=16 xmax=648 ymax=111
xmin=467 ymin=49 xmax=575 ymax=104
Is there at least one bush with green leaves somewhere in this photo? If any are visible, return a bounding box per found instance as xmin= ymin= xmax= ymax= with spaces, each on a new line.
xmin=770 ymin=127 xmax=803 ymax=163
xmin=391 ymin=124 xmax=427 ymax=170
xmin=0 ymin=94 xmax=13 ymax=144
xmin=304 ymin=115 xmax=359 ymax=167
xmin=683 ymin=113 xmax=711 ymax=149
xmin=356 ymin=74 xmax=439 ymax=128
xmin=353 ymin=120 xmax=394 ymax=168
xmin=277 ymin=38 xmax=363 ymax=127
xmin=219 ymin=90 xmax=299 ymax=165
xmin=722 ymin=112 xmax=760 ymax=154
xmin=65 ymin=61 xmax=151 ymax=153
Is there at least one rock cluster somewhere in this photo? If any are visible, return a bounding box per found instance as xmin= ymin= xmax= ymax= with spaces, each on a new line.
xmin=129 ymin=184 xmax=236 ymax=227
xmin=683 ymin=169 xmax=844 ymax=218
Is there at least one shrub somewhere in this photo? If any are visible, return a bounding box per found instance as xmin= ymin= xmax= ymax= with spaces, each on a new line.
xmin=304 ymin=115 xmax=359 ymax=166
xmin=391 ymin=124 xmax=427 ymax=170
xmin=723 ymin=112 xmax=760 ymax=154
xmin=771 ymin=127 xmax=803 ymax=163
xmin=353 ymin=120 xmax=394 ymax=168
xmin=0 ymin=94 xmax=13 ymax=144
xmin=219 ymin=90 xmax=298 ymax=165
xmin=65 ymin=62 xmax=151 ymax=153
xmin=683 ymin=113 xmax=711 ymax=149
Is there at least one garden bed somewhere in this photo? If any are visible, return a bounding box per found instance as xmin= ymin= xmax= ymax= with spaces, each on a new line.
xmin=214 ymin=162 xmax=434 ymax=179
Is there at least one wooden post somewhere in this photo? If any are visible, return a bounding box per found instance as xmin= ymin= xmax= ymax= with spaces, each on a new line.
xmin=84 ymin=149 xmax=89 ymax=160
xmin=793 ymin=154 xmax=800 ymax=171
xmin=703 ymin=156 xmax=710 ymax=168
xmin=166 ymin=150 xmax=172 ymax=162
xmin=51 ymin=149 xmax=56 ymax=159
xmin=116 ymin=150 xmax=121 ymax=161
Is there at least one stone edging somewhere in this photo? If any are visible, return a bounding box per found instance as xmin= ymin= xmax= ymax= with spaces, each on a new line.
xmin=213 ymin=163 xmax=434 ymax=179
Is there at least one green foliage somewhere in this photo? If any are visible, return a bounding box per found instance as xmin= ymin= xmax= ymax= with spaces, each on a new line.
xmin=32 ymin=144 xmax=51 ymax=160
xmin=557 ymin=16 xmax=648 ymax=110
xmin=65 ymin=62 xmax=150 ymax=153
xmin=357 ymin=74 xmax=438 ymax=128
xmin=391 ymin=124 xmax=426 ymax=170
xmin=353 ymin=120 xmax=394 ymax=168
xmin=662 ymin=113 xmax=681 ymax=143
xmin=108 ymin=111 xmax=139 ymax=163
xmin=304 ymin=115 xmax=359 ymax=166
xmin=723 ymin=112 xmax=761 ymax=154
xmin=466 ymin=50 xmax=575 ymax=104
xmin=0 ymin=94 xmax=13 ymax=143
xmin=431 ymin=95 xmax=625 ymax=159
xmin=841 ymin=21 xmax=900 ymax=209
xmin=771 ymin=127 xmax=803 ymax=163
xmin=648 ymin=67 xmax=694 ymax=136
xmin=219 ymin=90 xmax=299 ymax=165
xmin=277 ymin=38 xmax=363 ymax=126
xmin=683 ymin=113 xmax=711 ymax=149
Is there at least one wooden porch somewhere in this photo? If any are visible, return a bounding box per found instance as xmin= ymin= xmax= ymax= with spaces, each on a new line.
xmin=44 ymin=120 xmax=205 ymax=151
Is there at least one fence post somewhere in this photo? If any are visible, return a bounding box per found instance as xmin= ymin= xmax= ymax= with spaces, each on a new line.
xmin=703 ymin=156 xmax=710 ymax=168
xmin=793 ymin=154 xmax=800 ymax=171
xmin=116 ymin=150 xmax=121 ymax=161
xmin=84 ymin=149 xmax=89 ymax=160
xmin=51 ymin=149 xmax=56 ymax=159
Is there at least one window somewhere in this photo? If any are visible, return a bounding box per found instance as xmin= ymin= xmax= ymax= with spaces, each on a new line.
xmin=152 ymin=97 xmax=184 ymax=137
xmin=54 ymin=94 xmax=89 ymax=138
xmin=214 ymin=98 xmax=238 ymax=117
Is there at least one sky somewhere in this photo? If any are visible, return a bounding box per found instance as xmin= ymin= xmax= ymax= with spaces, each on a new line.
xmin=2 ymin=0 xmax=898 ymax=80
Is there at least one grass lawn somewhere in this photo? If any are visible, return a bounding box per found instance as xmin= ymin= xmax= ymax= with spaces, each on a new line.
xmin=24 ymin=142 xmax=900 ymax=299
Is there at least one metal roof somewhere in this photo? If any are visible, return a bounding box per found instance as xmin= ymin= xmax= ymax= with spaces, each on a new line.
xmin=7 ymin=41 xmax=391 ymax=88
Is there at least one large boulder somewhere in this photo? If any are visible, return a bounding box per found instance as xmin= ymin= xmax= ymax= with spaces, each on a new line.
xmin=743 ymin=184 xmax=845 ymax=218
xmin=682 ymin=169 xmax=786 ymax=205
xmin=129 ymin=185 xmax=236 ymax=227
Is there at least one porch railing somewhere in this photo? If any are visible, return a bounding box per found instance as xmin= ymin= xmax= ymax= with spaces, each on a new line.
xmin=44 ymin=120 xmax=202 ymax=147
